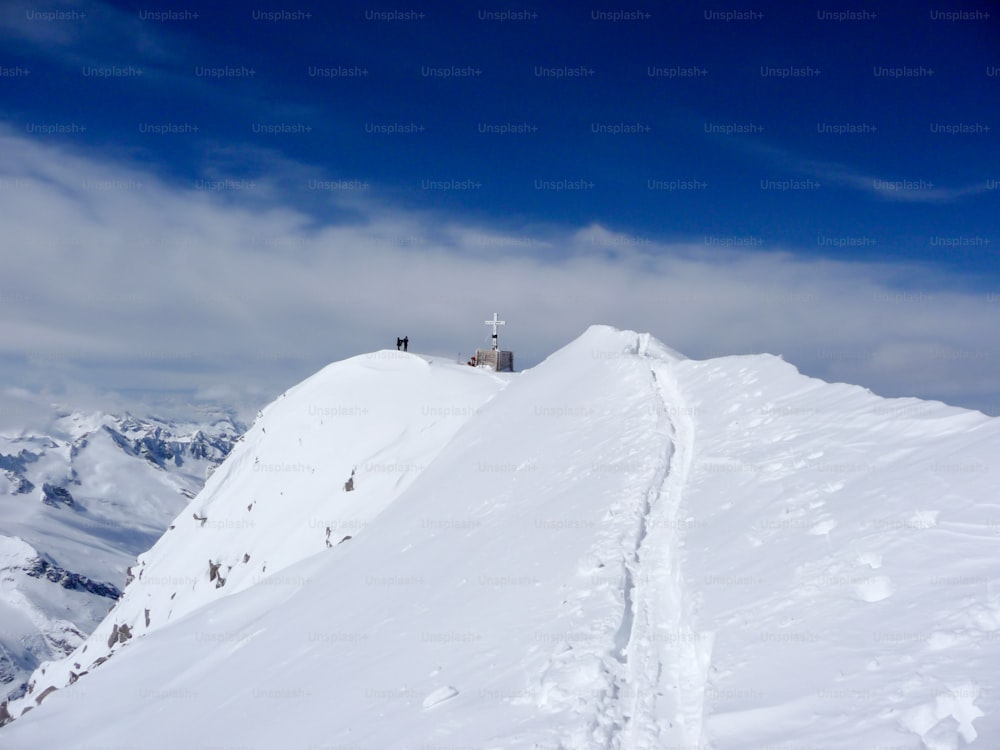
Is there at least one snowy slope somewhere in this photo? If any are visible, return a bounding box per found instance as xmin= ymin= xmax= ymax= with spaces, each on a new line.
xmin=3 ymin=327 xmax=999 ymax=750
xmin=674 ymin=355 xmax=1000 ymax=748
xmin=0 ymin=401 xmax=240 ymax=701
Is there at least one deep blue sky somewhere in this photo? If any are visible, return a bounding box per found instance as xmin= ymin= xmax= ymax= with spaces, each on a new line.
xmin=3 ymin=0 xmax=997 ymax=269
xmin=1 ymin=0 xmax=999 ymax=417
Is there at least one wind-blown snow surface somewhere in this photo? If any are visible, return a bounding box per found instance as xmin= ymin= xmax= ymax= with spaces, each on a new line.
xmin=4 ymin=326 xmax=1000 ymax=749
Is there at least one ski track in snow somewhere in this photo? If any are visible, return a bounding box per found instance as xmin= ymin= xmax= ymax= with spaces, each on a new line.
xmin=603 ymin=335 xmax=711 ymax=749
xmin=531 ymin=333 xmax=707 ymax=750
xmin=652 ymin=357 xmax=713 ymax=749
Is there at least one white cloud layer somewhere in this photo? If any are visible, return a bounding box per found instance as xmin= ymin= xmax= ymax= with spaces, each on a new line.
xmin=1 ymin=127 xmax=998 ymax=418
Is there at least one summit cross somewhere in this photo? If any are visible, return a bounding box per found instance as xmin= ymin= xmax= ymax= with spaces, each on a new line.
xmin=484 ymin=312 xmax=506 ymax=351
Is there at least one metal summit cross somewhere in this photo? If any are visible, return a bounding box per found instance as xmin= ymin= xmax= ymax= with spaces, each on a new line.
xmin=484 ymin=312 xmax=505 ymax=351
xmin=473 ymin=313 xmax=513 ymax=372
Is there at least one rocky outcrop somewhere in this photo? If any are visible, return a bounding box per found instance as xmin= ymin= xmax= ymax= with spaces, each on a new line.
xmin=102 ymin=418 xmax=241 ymax=470
xmin=40 ymin=483 xmax=76 ymax=509
xmin=106 ymin=624 xmax=132 ymax=649
xmin=1 ymin=449 xmax=40 ymax=495
xmin=208 ymin=560 xmax=227 ymax=588
xmin=0 ymin=449 xmax=40 ymax=474
xmin=24 ymin=557 xmax=121 ymax=600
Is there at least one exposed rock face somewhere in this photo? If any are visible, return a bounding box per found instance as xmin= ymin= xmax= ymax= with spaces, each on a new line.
xmin=208 ymin=561 xmax=227 ymax=588
xmin=0 ymin=449 xmax=40 ymax=475
xmin=102 ymin=419 xmax=240 ymax=470
xmin=10 ymin=475 xmax=34 ymax=494
xmin=24 ymin=556 xmax=122 ymax=600
xmin=0 ymin=449 xmax=39 ymax=495
xmin=106 ymin=624 xmax=132 ymax=649
xmin=40 ymin=483 xmax=76 ymax=509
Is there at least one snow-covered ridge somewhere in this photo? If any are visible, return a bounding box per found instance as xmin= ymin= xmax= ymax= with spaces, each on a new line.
xmin=86 ymin=348 xmax=508 ymax=638
xmin=3 ymin=326 xmax=999 ymax=749
xmin=0 ymin=408 xmax=242 ymax=701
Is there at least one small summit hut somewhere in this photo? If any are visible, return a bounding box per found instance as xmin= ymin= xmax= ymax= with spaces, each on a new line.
xmin=473 ymin=312 xmax=514 ymax=372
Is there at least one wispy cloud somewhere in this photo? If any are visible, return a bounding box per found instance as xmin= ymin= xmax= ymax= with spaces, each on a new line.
xmin=0 ymin=0 xmax=196 ymax=82
xmin=0 ymin=0 xmax=175 ymax=66
xmin=799 ymin=159 xmax=990 ymax=204
xmin=730 ymin=139 xmax=989 ymax=204
xmin=1 ymin=126 xmax=998 ymax=416
xmin=0 ymin=1 xmax=88 ymax=48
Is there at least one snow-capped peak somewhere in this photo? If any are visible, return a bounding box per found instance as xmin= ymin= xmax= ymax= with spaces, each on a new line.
xmin=4 ymin=327 xmax=999 ymax=749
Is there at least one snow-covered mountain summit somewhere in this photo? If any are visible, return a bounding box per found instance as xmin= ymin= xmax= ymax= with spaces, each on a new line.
xmin=3 ymin=326 xmax=999 ymax=749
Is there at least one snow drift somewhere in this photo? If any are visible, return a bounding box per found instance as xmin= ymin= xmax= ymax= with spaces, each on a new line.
xmin=3 ymin=326 xmax=999 ymax=749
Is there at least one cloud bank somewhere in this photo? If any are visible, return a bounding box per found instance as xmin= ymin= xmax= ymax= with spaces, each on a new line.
xmin=1 ymin=127 xmax=997 ymax=418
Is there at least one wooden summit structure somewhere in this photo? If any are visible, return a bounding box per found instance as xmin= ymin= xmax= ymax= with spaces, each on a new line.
xmin=474 ymin=312 xmax=514 ymax=372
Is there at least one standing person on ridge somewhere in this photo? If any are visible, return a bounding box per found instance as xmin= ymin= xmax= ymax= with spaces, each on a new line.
xmin=403 ymin=336 xmax=409 ymax=352
xmin=396 ymin=337 xmax=402 ymax=350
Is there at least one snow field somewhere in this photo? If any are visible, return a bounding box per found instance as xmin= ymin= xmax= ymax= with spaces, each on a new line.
xmin=4 ymin=326 xmax=1000 ymax=750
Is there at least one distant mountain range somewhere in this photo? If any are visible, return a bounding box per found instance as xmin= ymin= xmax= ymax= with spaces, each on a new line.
xmin=0 ymin=407 xmax=243 ymax=701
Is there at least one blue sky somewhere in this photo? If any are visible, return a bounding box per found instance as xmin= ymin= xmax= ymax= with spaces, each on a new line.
xmin=1 ymin=0 xmax=998 ymax=419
